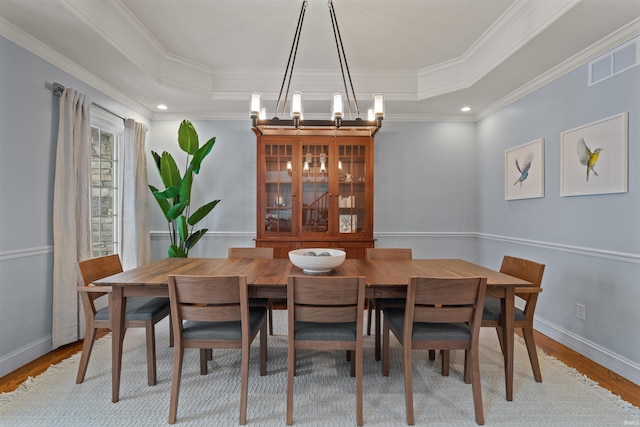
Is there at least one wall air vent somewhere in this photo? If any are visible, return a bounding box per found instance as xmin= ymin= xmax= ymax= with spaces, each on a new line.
xmin=588 ymin=36 xmax=639 ymax=86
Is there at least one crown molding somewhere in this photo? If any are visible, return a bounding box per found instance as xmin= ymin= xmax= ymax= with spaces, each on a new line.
xmin=0 ymin=17 xmax=153 ymax=119
xmin=417 ymin=0 xmax=581 ymax=99
xmin=477 ymin=17 xmax=640 ymax=121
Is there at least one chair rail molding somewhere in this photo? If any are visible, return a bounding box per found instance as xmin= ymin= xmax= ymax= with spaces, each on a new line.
xmin=0 ymin=245 xmax=53 ymax=261
xmin=477 ymin=233 xmax=640 ymax=265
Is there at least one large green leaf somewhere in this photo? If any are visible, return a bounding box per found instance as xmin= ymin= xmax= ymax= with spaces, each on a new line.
xmin=190 ymin=137 xmax=216 ymax=174
xmin=185 ymin=229 xmax=208 ymax=249
xmin=188 ymin=199 xmax=220 ymax=226
xmin=167 ymin=201 xmax=186 ymax=220
xmin=177 ymin=215 xmax=188 ymax=243
xmin=179 ymin=165 xmax=193 ymax=205
xmin=153 ymin=186 xmax=180 ymax=200
xmin=148 ymin=185 xmax=171 ymax=220
xmin=160 ymin=152 xmax=182 ymax=190
xmin=178 ymin=120 xmax=199 ymax=155
xmin=169 ymin=245 xmax=187 ymax=258
xmin=151 ymin=151 xmax=162 ymax=174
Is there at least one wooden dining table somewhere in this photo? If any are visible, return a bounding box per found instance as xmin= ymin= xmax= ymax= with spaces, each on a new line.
xmin=94 ymin=257 xmax=531 ymax=403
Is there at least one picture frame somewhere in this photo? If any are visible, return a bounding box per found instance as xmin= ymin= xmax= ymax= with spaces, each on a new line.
xmin=339 ymin=214 xmax=357 ymax=233
xmin=560 ymin=112 xmax=628 ymax=197
xmin=505 ymin=138 xmax=545 ymax=200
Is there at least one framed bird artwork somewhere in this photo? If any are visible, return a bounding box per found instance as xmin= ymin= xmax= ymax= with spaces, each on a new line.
xmin=505 ymin=138 xmax=545 ymax=200
xmin=560 ymin=112 xmax=628 ymax=196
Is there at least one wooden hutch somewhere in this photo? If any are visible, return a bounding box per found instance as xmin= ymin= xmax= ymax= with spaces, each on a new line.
xmin=254 ymin=133 xmax=375 ymax=259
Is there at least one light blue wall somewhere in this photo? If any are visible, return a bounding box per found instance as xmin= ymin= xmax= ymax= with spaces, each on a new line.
xmin=0 ymin=36 xmax=149 ymax=374
xmin=476 ymin=62 xmax=640 ymax=379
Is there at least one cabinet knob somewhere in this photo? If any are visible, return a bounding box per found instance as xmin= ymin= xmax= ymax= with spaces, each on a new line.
xmin=292 ymin=193 xmax=296 ymax=197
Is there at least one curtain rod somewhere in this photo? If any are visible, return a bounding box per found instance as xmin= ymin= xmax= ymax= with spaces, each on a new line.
xmin=52 ymin=82 xmax=127 ymax=122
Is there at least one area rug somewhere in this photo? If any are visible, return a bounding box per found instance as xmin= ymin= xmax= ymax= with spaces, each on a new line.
xmin=1 ymin=313 xmax=639 ymax=426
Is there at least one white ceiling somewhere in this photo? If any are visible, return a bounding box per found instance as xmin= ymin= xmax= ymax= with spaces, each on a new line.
xmin=1 ymin=0 xmax=639 ymax=121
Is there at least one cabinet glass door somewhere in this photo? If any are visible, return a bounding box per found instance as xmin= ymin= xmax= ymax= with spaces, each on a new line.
xmin=263 ymin=143 xmax=293 ymax=233
xmin=301 ymin=142 xmax=330 ymax=233
xmin=337 ymin=143 xmax=367 ymax=234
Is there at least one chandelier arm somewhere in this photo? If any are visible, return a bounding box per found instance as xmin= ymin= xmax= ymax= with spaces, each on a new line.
xmin=275 ymin=0 xmax=308 ymax=118
xmin=329 ymin=1 xmax=360 ymax=119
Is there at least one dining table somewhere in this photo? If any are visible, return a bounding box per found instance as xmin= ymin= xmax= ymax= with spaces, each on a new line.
xmin=93 ymin=257 xmax=531 ymax=403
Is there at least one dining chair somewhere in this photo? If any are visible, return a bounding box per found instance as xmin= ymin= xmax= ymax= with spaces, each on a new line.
xmin=75 ymin=254 xmax=171 ymax=386
xmin=227 ymin=247 xmax=279 ymax=335
xmin=286 ymin=275 xmax=366 ymax=426
xmin=366 ymin=248 xmax=413 ymax=361
xmin=167 ymin=274 xmax=267 ymax=425
xmin=482 ymin=256 xmax=546 ymax=382
xmin=382 ymin=276 xmax=487 ymax=425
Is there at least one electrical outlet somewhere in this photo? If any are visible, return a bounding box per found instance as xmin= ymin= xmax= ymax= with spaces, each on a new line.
xmin=576 ymin=303 xmax=586 ymax=320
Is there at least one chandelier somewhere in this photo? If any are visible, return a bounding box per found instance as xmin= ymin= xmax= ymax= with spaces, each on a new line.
xmin=250 ymin=0 xmax=384 ymax=137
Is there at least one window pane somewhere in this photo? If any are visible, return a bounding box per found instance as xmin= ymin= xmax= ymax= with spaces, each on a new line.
xmin=90 ymin=117 xmax=119 ymax=257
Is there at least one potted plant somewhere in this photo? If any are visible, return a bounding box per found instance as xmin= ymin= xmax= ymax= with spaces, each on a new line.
xmin=149 ymin=120 xmax=220 ymax=257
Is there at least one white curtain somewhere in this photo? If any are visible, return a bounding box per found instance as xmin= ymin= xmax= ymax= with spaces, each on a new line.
xmin=52 ymin=88 xmax=92 ymax=349
xmin=119 ymin=119 xmax=150 ymax=270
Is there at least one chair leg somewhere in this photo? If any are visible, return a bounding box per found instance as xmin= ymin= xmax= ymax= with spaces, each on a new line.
xmin=429 ymin=349 xmax=436 ymax=360
xmin=403 ymin=345 xmax=415 ymax=425
xmin=382 ymin=319 xmax=390 ymax=376
xmin=374 ymin=304 xmax=382 ymax=361
xmin=470 ymin=346 xmax=485 ymax=425
xmin=350 ymin=350 xmax=355 ymax=377
xmin=268 ymin=299 xmax=274 ymax=335
xmin=240 ymin=344 xmax=250 ymax=424
xmin=200 ymin=349 xmax=208 ymax=375
xmin=286 ymin=343 xmax=295 ymax=425
xmin=168 ymin=314 xmax=174 ymax=348
xmin=260 ymin=316 xmax=267 ymax=376
xmin=76 ymin=328 xmax=97 ymax=384
xmin=441 ymin=350 xmax=450 ymax=376
xmin=168 ymin=345 xmax=184 ymax=424
xmin=145 ymin=322 xmax=157 ymax=386
xmin=495 ymin=326 xmax=505 ymax=355
xmin=356 ymin=347 xmax=363 ymax=426
xmin=522 ymin=327 xmax=543 ymax=382
xmin=366 ymin=300 xmax=373 ymax=336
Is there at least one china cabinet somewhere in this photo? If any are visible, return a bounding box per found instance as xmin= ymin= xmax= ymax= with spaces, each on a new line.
xmin=255 ymin=134 xmax=375 ymax=259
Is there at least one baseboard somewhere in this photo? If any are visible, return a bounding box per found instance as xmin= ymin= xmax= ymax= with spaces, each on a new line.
xmin=535 ymin=316 xmax=640 ymax=387
xmin=0 ymin=335 xmax=52 ymax=378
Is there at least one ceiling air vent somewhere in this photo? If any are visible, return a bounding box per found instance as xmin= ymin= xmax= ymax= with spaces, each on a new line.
xmin=588 ymin=36 xmax=640 ymax=86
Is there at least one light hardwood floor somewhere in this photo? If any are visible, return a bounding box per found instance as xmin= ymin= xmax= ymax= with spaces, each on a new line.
xmin=1 ymin=329 xmax=638 ymax=410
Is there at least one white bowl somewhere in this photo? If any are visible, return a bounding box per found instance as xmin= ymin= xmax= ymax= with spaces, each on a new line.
xmin=288 ymin=248 xmax=346 ymax=274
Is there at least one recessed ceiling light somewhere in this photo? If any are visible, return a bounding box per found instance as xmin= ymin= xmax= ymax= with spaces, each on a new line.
xmin=460 ymin=106 xmax=471 ymax=112
xmin=157 ymin=104 xmax=168 ymax=110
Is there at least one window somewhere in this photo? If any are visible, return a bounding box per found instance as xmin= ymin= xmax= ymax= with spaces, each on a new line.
xmin=90 ymin=109 xmax=124 ymax=257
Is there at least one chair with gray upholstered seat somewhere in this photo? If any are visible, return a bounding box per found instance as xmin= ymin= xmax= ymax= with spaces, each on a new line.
xmin=167 ymin=274 xmax=267 ymax=424
xmin=75 ymin=254 xmax=171 ymax=386
xmin=228 ymin=247 xmax=280 ymax=335
xmin=286 ymin=275 xmax=366 ymax=426
xmin=366 ymin=247 xmax=413 ymax=361
xmin=382 ymin=276 xmax=487 ymax=425
xmin=482 ymin=255 xmax=545 ymax=382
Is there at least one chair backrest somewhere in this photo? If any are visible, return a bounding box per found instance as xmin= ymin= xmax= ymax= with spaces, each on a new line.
xmin=287 ymin=275 xmax=366 ymax=324
xmin=366 ymin=248 xmax=412 ymax=260
xmin=76 ymin=254 xmax=123 ymax=301
xmin=405 ymin=276 xmax=487 ymax=336
xmin=499 ymin=256 xmax=545 ymax=310
xmin=228 ymin=247 xmax=274 ymax=259
xmin=168 ymin=275 xmax=250 ymax=338
xmin=76 ymin=254 xmax=123 ymax=286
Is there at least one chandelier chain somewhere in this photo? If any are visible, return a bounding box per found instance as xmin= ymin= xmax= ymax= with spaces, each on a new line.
xmin=329 ymin=0 xmax=359 ymax=119
xmin=275 ymin=0 xmax=308 ymax=118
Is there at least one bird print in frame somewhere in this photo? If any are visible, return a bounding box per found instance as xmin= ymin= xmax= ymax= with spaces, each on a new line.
xmin=561 ymin=112 xmax=628 ymax=197
xmin=505 ymin=139 xmax=545 ymax=200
